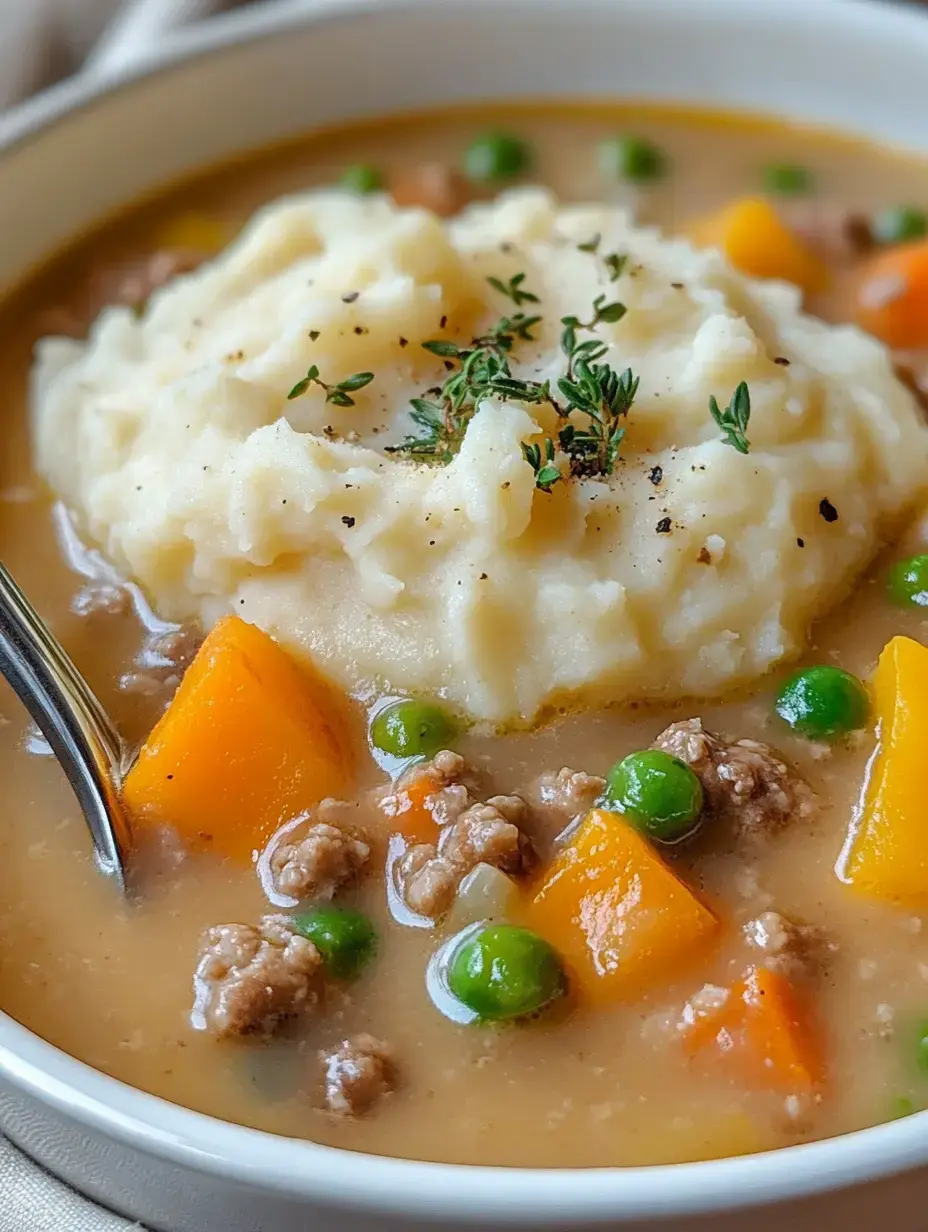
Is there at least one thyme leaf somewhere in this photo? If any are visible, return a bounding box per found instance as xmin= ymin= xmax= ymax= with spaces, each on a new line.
xmin=709 ymin=381 xmax=751 ymax=454
xmin=521 ymin=438 xmax=562 ymax=492
xmin=486 ymin=272 xmax=540 ymax=308
xmin=603 ymin=252 xmax=628 ymax=282
xmin=288 ymin=364 xmax=374 ymax=406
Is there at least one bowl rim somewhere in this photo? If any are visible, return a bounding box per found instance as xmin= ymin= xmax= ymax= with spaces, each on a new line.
xmin=4 ymin=0 xmax=928 ymax=1220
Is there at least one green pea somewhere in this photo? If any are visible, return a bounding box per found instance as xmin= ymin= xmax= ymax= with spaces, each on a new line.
xmin=463 ymin=132 xmax=531 ymax=183
xmin=290 ymin=907 xmax=376 ymax=979
xmin=602 ymin=749 xmax=703 ymax=843
xmin=370 ymin=698 xmax=456 ymax=760
xmin=762 ymin=163 xmax=813 ymax=196
xmin=339 ymin=163 xmax=383 ymax=194
xmin=447 ymin=924 xmax=564 ymax=1021
xmin=598 ymin=135 xmax=666 ymax=183
xmin=774 ymin=665 xmax=869 ymax=740
xmin=888 ymin=555 xmax=928 ymax=608
xmin=873 ymin=206 xmax=928 ymax=246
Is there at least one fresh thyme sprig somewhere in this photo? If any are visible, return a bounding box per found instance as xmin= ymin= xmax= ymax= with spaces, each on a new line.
xmin=521 ymin=437 xmax=562 ymax=492
xmin=389 ymin=272 xmax=638 ymax=489
xmin=288 ymin=365 xmax=374 ymax=407
xmin=486 ymin=272 xmax=540 ymax=308
xmin=709 ymin=381 xmax=752 ymax=454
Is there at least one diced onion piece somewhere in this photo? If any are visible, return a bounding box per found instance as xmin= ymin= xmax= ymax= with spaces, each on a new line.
xmin=446 ymin=863 xmax=516 ymax=930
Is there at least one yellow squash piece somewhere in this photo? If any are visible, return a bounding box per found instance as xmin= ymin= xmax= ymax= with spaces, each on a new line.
xmin=153 ymin=213 xmax=228 ymax=254
xmin=122 ymin=615 xmax=353 ymax=865
xmin=689 ymin=196 xmax=828 ymax=296
xmin=842 ymin=635 xmax=928 ymax=906
xmin=523 ymin=808 xmax=719 ymax=1005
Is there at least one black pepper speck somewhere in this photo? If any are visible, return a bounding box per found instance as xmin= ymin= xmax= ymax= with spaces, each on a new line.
xmin=341 ymin=515 xmax=356 ymax=528
xmin=819 ymin=499 xmax=839 ymax=523
xmin=648 ymin=465 xmax=663 ymax=486
xmin=655 ymin=517 xmax=672 ymax=534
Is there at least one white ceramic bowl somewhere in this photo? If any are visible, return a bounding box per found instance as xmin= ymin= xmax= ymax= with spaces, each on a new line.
xmin=3 ymin=1 xmax=928 ymax=1228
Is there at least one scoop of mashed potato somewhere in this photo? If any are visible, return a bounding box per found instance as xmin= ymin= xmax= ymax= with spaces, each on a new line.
xmin=32 ymin=189 xmax=928 ymax=723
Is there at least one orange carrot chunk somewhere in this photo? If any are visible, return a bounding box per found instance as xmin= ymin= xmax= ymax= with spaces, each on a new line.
xmin=122 ymin=615 xmax=353 ymax=864
xmin=686 ymin=966 xmax=821 ymax=1093
xmin=855 ymin=240 xmax=928 ymax=349
xmin=689 ymin=196 xmax=828 ymax=296
xmin=379 ymin=774 xmax=442 ymax=846
xmin=522 ymin=808 xmax=719 ymax=1005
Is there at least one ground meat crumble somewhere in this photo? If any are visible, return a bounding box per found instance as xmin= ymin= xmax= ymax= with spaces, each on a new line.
xmin=379 ymin=750 xmax=476 ymax=827
xmin=269 ymin=818 xmax=370 ymax=901
xmin=396 ymin=795 xmax=531 ymax=919
xmin=192 ymin=914 xmax=322 ymax=1038
xmin=652 ymin=718 xmax=815 ymax=835
xmin=321 ymin=1034 xmax=396 ymax=1116
xmin=743 ymin=910 xmax=829 ymax=978
xmin=528 ymin=766 xmax=606 ymax=835
xmin=120 ymin=625 xmax=202 ymax=700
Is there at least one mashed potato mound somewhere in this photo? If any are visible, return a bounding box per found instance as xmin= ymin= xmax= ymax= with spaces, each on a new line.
xmin=32 ymin=189 xmax=928 ymax=722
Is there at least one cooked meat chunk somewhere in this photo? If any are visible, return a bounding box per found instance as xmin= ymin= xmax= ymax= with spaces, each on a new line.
xmin=269 ymin=819 xmax=370 ymax=901
xmin=390 ymin=163 xmax=470 ymax=217
xmin=780 ymin=201 xmax=872 ymax=263
xmin=379 ymin=749 xmax=475 ymax=827
xmin=40 ymin=249 xmax=207 ymax=339
xmin=71 ymin=583 xmax=131 ymax=618
xmin=322 ymin=1034 xmax=395 ymax=1116
xmin=395 ymin=797 xmax=530 ymax=919
xmin=111 ymin=248 xmax=206 ymax=309
xmin=743 ymin=910 xmax=827 ymax=977
xmin=120 ymin=624 xmax=202 ymax=699
xmin=652 ymin=718 xmax=815 ymax=835
xmin=530 ymin=767 xmax=606 ymax=829
xmin=192 ymin=914 xmax=322 ymax=1038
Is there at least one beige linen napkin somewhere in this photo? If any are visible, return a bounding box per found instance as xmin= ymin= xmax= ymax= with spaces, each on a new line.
xmin=0 ymin=1135 xmax=141 ymax=1230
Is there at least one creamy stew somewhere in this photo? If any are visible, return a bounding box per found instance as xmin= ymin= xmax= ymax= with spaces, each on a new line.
xmin=3 ymin=103 xmax=928 ymax=1168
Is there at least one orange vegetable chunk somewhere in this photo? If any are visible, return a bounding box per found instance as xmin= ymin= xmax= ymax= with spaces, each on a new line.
xmin=842 ymin=635 xmax=928 ymax=905
xmin=686 ymin=966 xmax=821 ymax=1094
xmin=122 ymin=615 xmax=353 ymax=864
xmin=689 ymin=196 xmax=828 ymax=296
xmin=523 ymin=808 xmax=719 ymax=1004
xmin=379 ymin=773 xmax=442 ymax=846
xmin=855 ymin=240 xmax=928 ymax=349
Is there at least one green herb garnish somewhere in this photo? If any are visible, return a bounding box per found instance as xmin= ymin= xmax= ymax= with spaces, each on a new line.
xmin=288 ymin=365 xmax=374 ymax=406
xmin=603 ymin=252 xmax=628 ymax=282
xmin=521 ymin=437 xmax=562 ymax=493
xmin=389 ymin=273 xmax=638 ymax=490
xmin=709 ymin=381 xmax=751 ymax=454
xmin=486 ymin=272 xmax=540 ymax=308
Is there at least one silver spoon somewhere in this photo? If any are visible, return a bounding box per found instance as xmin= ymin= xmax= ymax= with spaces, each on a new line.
xmin=0 ymin=562 xmax=130 ymax=889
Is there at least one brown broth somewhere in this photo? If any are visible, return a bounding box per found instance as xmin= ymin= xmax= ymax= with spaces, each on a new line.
xmin=1 ymin=102 xmax=928 ymax=1168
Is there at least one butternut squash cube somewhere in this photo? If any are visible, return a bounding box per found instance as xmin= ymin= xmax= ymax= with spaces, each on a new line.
xmin=122 ymin=616 xmax=353 ymax=864
xmin=843 ymin=635 xmax=928 ymax=906
xmin=523 ymin=808 xmax=719 ymax=1004
xmin=689 ymin=196 xmax=828 ymax=296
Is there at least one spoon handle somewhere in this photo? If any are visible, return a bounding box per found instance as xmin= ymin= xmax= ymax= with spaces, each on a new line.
xmin=0 ymin=563 xmax=130 ymax=888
